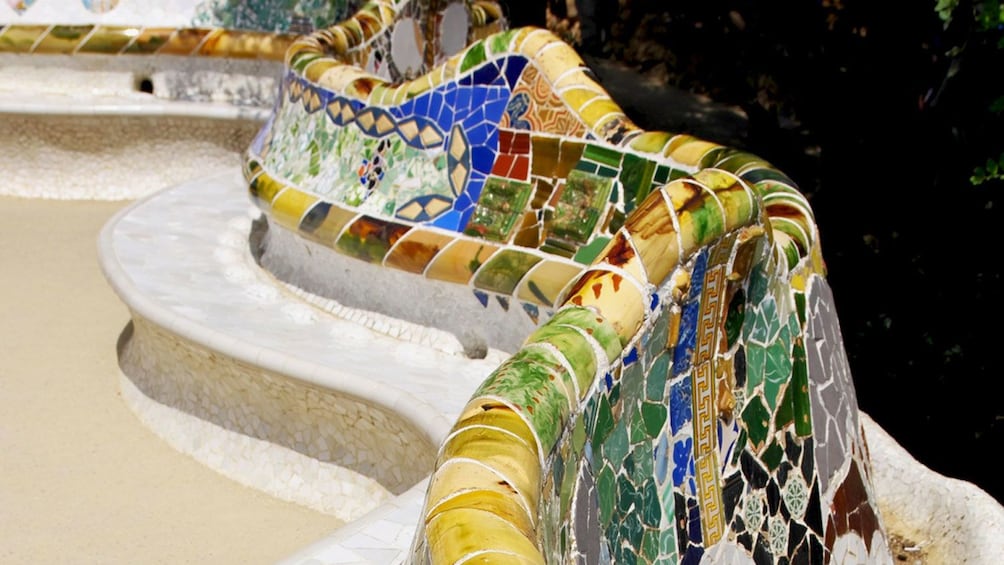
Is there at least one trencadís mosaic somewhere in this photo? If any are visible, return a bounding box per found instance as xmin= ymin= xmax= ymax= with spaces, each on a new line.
xmin=244 ymin=1 xmax=893 ymax=563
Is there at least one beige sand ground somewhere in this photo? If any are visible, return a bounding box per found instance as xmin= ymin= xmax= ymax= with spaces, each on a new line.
xmin=0 ymin=196 xmax=343 ymax=564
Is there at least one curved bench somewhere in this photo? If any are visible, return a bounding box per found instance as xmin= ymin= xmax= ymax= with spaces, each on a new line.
xmin=244 ymin=2 xmax=894 ymax=564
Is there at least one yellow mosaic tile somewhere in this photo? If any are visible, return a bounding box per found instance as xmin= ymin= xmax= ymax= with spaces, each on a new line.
xmin=563 ymin=269 xmax=645 ymax=346
xmin=123 ymin=27 xmax=174 ymax=54
xmin=33 ymin=25 xmax=92 ymax=54
xmin=270 ymin=187 xmax=319 ymax=231
xmin=425 ymin=507 xmax=544 ymax=565
xmin=425 ymin=453 xmax=538 ymax=517
xmin=629 ymin=131 xmax=675 ymax=156
xmin=578 ymin=99 xmax=625 ymax=132
xmin=250 ymin=172 xmax=286 ymax=206
xmin=596 ymin=228 xmax=650 ymax=289
xmin=692 ymin=169 xmax=755 ymax=232
xmin=666 ymin=137 xmax=722 ymax=167
xmin=78 ymin=26 xmax=136 ymax=54
xmin=455 ymin=403 xmax=539 ymax=449
xmin=624 ymin=191 xmax=681 ymax=286
xmin=559 ymin=87 xmax=603 ymax=115
xmin=425 ymin=239 xmax=501 ymax=284
xmin=515 ymin=28 xmax=554 ymax=61
xmin=439 ymin=427 xmax=539 ymax=519
xmin=302 ymin=59 xmax=339 ymax=83
xmin=514 ymin=259 xmax=584 ymax=307
xmin=0 ymin=25 xmax=49 ymax=53
xmin=301 ymin=204 xmax=358 ymax=247
xmin=425 ymin=488 xmax=536 ymax=544
xmin=383 ymin=229 xmax=454 ymax=274
xmin=552 ymin=68 xmax=598 ymax=92
xmin=155 ymin=28 xmax=209 ymax=56
xmin=316 ymin=64 xmax=370 ymax=94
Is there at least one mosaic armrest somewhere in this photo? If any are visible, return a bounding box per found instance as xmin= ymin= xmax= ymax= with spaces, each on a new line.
xmin=245 ymin=9 xmax=889 ymax=564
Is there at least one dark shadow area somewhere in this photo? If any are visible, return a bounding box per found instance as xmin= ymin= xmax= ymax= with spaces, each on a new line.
xmin=553 ymin=0 xmax=1003 ymax=503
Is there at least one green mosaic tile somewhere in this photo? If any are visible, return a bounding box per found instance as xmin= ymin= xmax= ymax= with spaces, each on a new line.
xmin=641 ymin=479 xmax=661 ymax=527
xmin=291 ymin=52 xmax=323 ymax=72
xmin=641 ymin=528 xmax=660 ymax=563
xmin=762 ymin=440 xmax=784 ymax=471
xmin=764 ymin=339 xmax=793 ymax=410
xmin=473 ymin=348 xmax=571 ymax=450
xmin=768 ymin=515 xmax=789 ymax=555
xmin=603 ymin=418 xmax=630 ymax=467
xmin=622 ymin=507 xmax=644 ymax=550
xmin=630 ymin=444 xmax=653 ymax=485
xmin=572 ymin=412 xmax=588 ymax=456
xmin=598 ymin=464 xmax=616 ymax=524
xmin=559 ymin=455 xmax=576 ymax=516
xmin=488 ymin=28 xmax=517 ymax=54
xmin=668 ymin=168 xmax=688 ymax=181
xmin=658 ymin=527 xmax=678 ymax=563
xmin=597 ymin=165 xmax=620 ymax=179
xmin=748 ymin=261 xmax=770 ymax=305
xmin=774 ymin=382 xmax=794 ymax=430
xmin=794 ymin=290 xmax=807 ymax=326
xmin=607 ymin=209 xmax=626 ymax=233
xmin=791 ymin=339 xmax=813 ymax=437
xmin=645 ymin=311 xmax=671 ymax=367
xmin=698 ymin=146 xmax=728 ymax=169
xmin=619 ymin=153 xmax=657 ymax=211
xmin=464 ymin=177 xmax=533 ymax=242
xmin=459 ymin=40 xmax=486 ymax=72
xmin=654 ymin=165 xmax=671 ymax=184
xmin=646 ymin=353 xmax=671 ymax=402
xmin=781 ymin=237 xmax=801 ymax=270
xmin=583 ymin=144 xmax=623 ymax=168
xmin=548 ymin=306 xmax=622 ymax=362
xmin=525 ymin=325 xmax=597 ymax=396
xmin=574 ymin=160 xmax=599 ymax=174
xmin=472 ymin=248 xmax=542 ymax=295
xmin=592 ymin=394 xmax=615 ymax=449
xmin=550 ymin=169 xmax=614 ymax=243
xmin=617 ymin=473 xmax=639 ymax=514
xmin=745 ymin=342 xmax=765 ymax=393
xmin=622 ymin=361 xmax=646 ymax=409
xmin=731 ymin=428 xmax=747 ymax=466
xmin=541 ymin=237 xmax=577 ymax=259
xmin=725 ymin=288 xmax=746 ymax=348
xmin=641 ymin=402 xmax=667 ymax=438
xmin=621 ymin=448 xmax=637 ymax=481
xmin=571 ymin=235 xmax=610 ymax=265
xmin=741 ymin=395 xmax=770 ymax=450
xmin=629 ymin=409 xmax=648 ymax=443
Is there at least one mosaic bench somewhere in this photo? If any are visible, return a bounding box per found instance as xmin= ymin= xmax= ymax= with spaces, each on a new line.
xmin=244 ymin=1 xmax=895 ymax=563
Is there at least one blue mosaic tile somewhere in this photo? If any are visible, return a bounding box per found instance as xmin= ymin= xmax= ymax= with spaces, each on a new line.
xmin=669 ymin=377 xmax=692 ymax=435
xmin=673 ymin=300 xmax=699 ymax=376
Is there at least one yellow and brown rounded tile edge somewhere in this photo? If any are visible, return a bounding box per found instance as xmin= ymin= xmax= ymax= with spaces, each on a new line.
xmin=0 ymin=21 xmax=297 ymax=58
